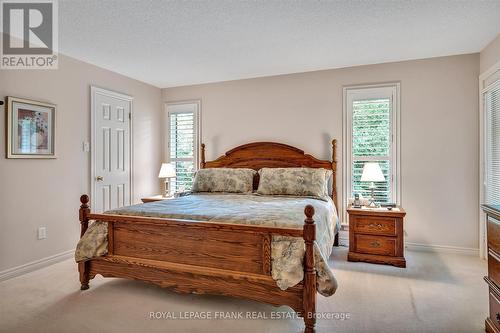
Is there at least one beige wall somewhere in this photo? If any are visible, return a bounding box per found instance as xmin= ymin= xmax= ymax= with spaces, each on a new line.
xmin=480 ymin=34 xmax=500 ymax=74
xmin=163 ymin=54 xmax=480 ymax=250
xmin=0 ymin=48 xmax=483 ymax=273
xmin=0 ymin=55 xmax=162 ymax=271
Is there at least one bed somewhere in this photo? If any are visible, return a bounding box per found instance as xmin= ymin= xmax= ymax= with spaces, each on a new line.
xmin=76 ymin=140 xmax=339 ymax=333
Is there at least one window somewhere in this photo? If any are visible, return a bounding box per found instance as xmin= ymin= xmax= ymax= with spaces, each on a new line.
xmin=485 ymin=81 xmax=500 ymax=205
xmin=481 ymin=67 xmax=500 ymax=259
xmin=343 ymin=84 xmax=400 ymax=219
xmin=166 ymin=101 xmax=200 ymax=193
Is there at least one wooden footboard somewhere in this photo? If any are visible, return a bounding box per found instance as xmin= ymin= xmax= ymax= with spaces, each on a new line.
xmin=78 ymin=195 xmax=317 ymax=332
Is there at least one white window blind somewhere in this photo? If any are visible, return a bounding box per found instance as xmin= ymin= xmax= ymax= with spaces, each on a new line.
xmin=352 ymin=98 xmax=392 ymax=203
xmin=343 ymin=84 xmax=400 ymax=219
xmin=167 ymin=102 xmax=200 ymax=193
xmin=485 ymin=82 xmax=500 ymax=204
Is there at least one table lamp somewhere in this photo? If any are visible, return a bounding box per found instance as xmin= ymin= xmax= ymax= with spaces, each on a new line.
xmin=158 ymin=163 xmax=176 ymax=197
xmin=361 ymin=162 xmax=385 ymax=207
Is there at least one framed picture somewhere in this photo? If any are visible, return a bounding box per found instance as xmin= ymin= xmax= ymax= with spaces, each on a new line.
xmin=6 ymin=97 xmax=56 ymax=159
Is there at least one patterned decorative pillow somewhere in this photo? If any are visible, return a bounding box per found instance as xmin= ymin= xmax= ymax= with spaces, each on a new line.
xmin=324 ymin=169 xmax=333 ymax=197
xmin=192 ymin=168 xmax=256 ymax=193
xmin=257 ymin=167 xmax=331 ymax=198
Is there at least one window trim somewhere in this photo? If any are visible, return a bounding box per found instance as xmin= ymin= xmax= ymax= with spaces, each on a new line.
xmin=479 ymin=60 xmax=500 ymax=259
xmin=164 ymin=100 xmax=202 ymax=192
xmin=342 ymin=82 xmax=401 ymax=225
xmin=484 ymin=80 xmax=500 ymax=204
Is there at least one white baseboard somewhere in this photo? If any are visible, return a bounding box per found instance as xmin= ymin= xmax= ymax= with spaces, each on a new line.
xmin=0 ymin=249 xmax=74 ymax=282
xmin=338 ymin=230 xmax=349 ymax=247
xmin=405 ymin=242 xmax=479 ymax=256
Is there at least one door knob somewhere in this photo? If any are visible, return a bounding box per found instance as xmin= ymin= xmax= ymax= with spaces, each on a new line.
xmin=96 ymin=176 xmax=104 ymax=181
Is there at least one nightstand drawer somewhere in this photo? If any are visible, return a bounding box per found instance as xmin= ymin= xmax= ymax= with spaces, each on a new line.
xmin=490 ymin=289 xmax=500 ymax=332
xmin=354 ymin=234 xmax=396 ymax=256
xmin=353 ymin=216 xmax=396 ymax=236
xmin=490 ymin=250 xmax=500 ymax=288
xmin=489 ymin=217 xmax=500 ymax=254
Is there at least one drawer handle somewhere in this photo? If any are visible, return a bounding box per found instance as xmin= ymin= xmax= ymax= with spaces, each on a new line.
xmin=369 ymin=223 xmax=383 ymax=230
xmin=496 ymin=313 xmax=500 ymax=324
xmin=370 ymin=240 xmax=381 ymax=248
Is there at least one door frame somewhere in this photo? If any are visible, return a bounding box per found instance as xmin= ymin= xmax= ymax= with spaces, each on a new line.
xmin=90 ymin=86 xmax=134 ymax=210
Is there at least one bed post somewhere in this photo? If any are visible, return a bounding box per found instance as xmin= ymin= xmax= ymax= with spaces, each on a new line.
xmin=303 ymin=205 xmax=316 ymax=333
xmin=331 ymin=139 xmax=338 ymax=209
xmin=79 ymin=195 xmax=90 ymax=237
xmin=200 ymin=143 xmax=206 ymax=169
xmin=331 ymin=139 xmax=340 ymax=247
xmin=79 ymin=195 xmax=90 ymax=290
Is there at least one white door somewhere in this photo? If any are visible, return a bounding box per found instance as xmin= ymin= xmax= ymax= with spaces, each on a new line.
xmin=91 ymin=87 xmax=133 ymax=213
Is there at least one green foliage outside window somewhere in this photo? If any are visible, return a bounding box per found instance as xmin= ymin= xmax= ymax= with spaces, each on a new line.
xmin=352 ymin=99 xmax=391 ymax=203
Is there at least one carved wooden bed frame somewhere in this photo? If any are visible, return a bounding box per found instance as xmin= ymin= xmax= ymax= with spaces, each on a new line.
xmin=78 ymin=140 xmax=338 ymax=333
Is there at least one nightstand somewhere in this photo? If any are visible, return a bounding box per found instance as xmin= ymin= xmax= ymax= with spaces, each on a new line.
xmin=141 ymin=195 xmax=174 ymax=203
xmin=347 ymin=206 xmax=406 ymax=268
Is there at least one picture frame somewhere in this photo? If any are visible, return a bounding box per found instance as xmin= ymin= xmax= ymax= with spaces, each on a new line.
xmin=6 ymin=96 xmax=56 ymax=159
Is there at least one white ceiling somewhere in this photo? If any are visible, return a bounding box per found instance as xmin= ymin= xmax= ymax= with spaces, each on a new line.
xmin=59 ymin=1 xmax=500 ymax=88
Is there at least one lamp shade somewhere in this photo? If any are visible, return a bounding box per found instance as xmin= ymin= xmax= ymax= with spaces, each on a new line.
xmin=158 ymin=163 xmax=176 ymax=178
xmin=360 ymin=162 xmax=385 ymax=182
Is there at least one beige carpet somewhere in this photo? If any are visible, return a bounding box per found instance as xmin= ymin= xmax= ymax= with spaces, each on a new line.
xmin=0 ymin=247 xmax=487 ymax=333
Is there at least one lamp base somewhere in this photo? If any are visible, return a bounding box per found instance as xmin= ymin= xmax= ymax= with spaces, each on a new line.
xmin=368 ymin=182 xmax=378 ymax=208
xmin=163 ymin=179 xmax=171 ymax=198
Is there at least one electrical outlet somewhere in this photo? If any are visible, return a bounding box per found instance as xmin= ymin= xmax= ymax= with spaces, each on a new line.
xmin=83 ymin=142 xmax=90 ymax=152
xmin=38 ymin=227 xmax=47 ymax=240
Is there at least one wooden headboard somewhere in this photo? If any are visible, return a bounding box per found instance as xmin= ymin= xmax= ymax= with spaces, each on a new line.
xmin=200 ymin=140 xmax=338 ymax=209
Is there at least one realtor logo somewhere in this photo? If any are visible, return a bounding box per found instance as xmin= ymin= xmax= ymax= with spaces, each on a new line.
xmin=1 ymin=0 xmax=58 ymax=69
